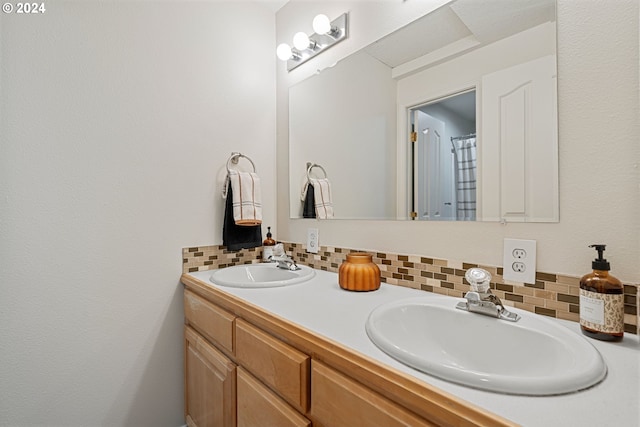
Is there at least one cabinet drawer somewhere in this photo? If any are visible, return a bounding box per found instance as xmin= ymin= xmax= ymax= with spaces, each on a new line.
xmin=310 ymin=360 xmax=435 ymax=427
xmin=184 ymin=289 xmax=235 ymax=355
xmin=237 ymin=367 xmax=310 ymax=427
xmin=235 ymin=319 xmax=310 ymax=413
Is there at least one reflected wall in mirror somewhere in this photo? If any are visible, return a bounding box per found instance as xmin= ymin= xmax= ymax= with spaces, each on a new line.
xmin=289 ymin=0 xmax=558 ymax=222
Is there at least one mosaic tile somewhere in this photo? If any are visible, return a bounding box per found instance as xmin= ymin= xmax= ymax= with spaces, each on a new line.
xmin=182 ymin=242 xmax=639 ymax=335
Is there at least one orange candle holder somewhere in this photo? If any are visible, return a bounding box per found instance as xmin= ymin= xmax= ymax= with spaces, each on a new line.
xmin=338 ymin=252 xmax=381 ymax=292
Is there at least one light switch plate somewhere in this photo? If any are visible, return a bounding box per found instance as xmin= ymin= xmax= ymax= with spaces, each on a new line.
xmin=307 ymin=228 xmax=319 ymax=254
xmin=503 ymin=238 xmax=536 ymax=284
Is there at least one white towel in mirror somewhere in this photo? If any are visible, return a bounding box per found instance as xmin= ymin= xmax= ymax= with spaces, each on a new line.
xmin=310 ymin=178 xmax=333 ymax=219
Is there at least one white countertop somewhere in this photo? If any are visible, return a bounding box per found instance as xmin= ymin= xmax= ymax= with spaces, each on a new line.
xmin=188 ymin=268 xmax=640 ymax=427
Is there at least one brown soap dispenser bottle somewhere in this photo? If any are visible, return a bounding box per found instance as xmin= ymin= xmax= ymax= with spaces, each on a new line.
xmin=579 ymin=244 xmax=624 ymax=341
xmin=262 ymin=226 xmax=276 ymax=262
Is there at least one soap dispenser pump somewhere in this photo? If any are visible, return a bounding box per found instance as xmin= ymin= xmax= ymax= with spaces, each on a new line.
xmin=579 ymin=244 xmax=624 ymax=341
xmin=262 ymin=226 xmax=276 ymax=262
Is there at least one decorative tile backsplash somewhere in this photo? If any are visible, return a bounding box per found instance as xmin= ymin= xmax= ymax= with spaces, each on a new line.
xmin=182 ymin=242 xmax=639 ymax=335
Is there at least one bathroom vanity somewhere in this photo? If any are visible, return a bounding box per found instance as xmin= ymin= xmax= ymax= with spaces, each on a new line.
xmin=181 ymin=268 xmax=639 ymax=427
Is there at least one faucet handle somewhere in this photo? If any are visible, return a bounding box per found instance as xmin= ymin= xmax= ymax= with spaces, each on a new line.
xmin=273 ymin=243 xmax=285 ymax=257
xmin=465 ymin=268 xmax=491 ymax=293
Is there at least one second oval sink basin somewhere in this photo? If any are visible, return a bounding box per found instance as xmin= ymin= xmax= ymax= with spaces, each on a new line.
xmin=210 ymin=263 xmax=315 ymax=288
xmin=365 ymin=297 xmax=607 ymax=395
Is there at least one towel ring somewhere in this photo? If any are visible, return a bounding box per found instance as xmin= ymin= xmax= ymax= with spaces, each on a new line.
xmin=227 ymin=152 xmax=256 ymax=173
xmin=306 ymin=162 xmax=328 ymax=180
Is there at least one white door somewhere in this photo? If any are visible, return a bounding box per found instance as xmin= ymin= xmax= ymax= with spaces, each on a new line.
xmin=413 ymin=111 xmax=453 ymax=220
xmin=481 ymin=55 xmax=558 ymax=222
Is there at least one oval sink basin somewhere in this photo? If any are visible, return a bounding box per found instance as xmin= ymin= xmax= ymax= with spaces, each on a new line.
xmin=210 ymin=263 xmax=315 ymax=288
xmin=365 ymin=297 xmax=607 ymax=395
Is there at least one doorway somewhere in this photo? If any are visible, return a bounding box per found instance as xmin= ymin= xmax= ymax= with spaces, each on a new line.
xmin=409 ymin=89 xmax=476 ymax=221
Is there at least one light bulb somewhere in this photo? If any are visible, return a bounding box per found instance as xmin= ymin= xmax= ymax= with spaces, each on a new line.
xmin=276 ymin=43 xmax=293 ymax=61
xmin=293 ymin=32 xmax=310 ymax=50
xmin=312 ymin=14 xmax=331 ymax=35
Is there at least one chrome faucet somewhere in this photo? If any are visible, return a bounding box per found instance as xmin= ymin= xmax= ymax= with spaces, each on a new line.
xmin=269 ymin=243 xmax=301 ymax=271
xmin=272 ymin=254 xmax=300 ymax=271
xmin=456 ymin=268 xmax=520 ymax=322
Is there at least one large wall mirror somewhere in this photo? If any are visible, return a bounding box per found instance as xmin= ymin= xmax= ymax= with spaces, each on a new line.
xmin=289 ymin=0 xmax=558 ymax=222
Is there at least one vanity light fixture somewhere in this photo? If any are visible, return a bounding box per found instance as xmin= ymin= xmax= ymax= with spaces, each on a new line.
xmin=277 ymin=12 xmax=348 ymax=72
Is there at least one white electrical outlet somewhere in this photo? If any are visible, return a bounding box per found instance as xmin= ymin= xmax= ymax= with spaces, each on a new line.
xmin=307 ymin=228 xmax=319 ymax=254
xmin=503 ymin=238 xmax=537 ymax=284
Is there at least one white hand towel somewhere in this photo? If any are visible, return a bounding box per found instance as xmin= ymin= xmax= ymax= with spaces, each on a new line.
xmin=310 ymin=178 xmax=333 ymax=219
xmin=227 ymin=170 xmax=262 ymax=226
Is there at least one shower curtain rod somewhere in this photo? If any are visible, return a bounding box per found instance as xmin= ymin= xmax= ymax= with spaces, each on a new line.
xmin=451 ymin=133 xmax=476 ymax=141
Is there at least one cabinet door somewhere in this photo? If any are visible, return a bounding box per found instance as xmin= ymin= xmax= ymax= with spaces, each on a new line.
xmin=185 ymin=326 xmax=236 ymax=427
xmin=310 ymin=360 xmax=435 ymax=427
xmin=237 ymin=368 xmax=310 ymax=427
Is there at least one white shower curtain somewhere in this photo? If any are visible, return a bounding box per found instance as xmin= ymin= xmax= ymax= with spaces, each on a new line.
xmin=452 ymin=137 xmax=477 ymax=221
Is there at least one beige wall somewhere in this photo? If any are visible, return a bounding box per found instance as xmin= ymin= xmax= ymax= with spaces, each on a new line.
xmin=0 ymin=2 xmax=276 ymax=425
xmin=276 ymin=0 xmax=640 ymax=283
xmin=289 ymin=50 xmax=398 ymax=219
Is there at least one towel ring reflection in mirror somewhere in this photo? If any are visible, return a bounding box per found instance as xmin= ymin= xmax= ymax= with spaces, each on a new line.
xmin=306 ymin=162 xmax=328 ymax=180
xmin=227 ymin=152 xmax=256 ymax=174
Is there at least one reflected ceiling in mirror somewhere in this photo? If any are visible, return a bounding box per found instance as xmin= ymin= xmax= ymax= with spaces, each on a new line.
xmin=289 ymin=0 xmax=557 ymax=222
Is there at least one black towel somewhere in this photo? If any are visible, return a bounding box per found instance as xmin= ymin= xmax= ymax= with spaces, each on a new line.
xmin=303 ymin=184 xmax=316 ymax=218
xmin=223 ymin=182 xmax=262 ymax=250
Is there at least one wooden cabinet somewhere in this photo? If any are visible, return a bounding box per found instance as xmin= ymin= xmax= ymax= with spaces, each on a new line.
xmin=237 ymin=367 xmax=310 ymax=427
xmin=182 ymin=276 xmax=516 ymax=427
xmin=184 ymin=326 xmax=236 ymax=427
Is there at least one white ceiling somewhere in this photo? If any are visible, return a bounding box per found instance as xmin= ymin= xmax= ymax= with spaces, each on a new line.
xmin=364 ymin=0 xmax=555 ymax=68
xmin=262 ymin=0 xmax=288 ymax=13
xmin=434 ymin=90 xmax=476 ymax=123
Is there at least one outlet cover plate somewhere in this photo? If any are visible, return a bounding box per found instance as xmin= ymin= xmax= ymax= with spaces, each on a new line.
xmin=307 ymin=228 xmax=319 ymax=254
xmin=503 ymin=238 xmax=536 ymax=284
